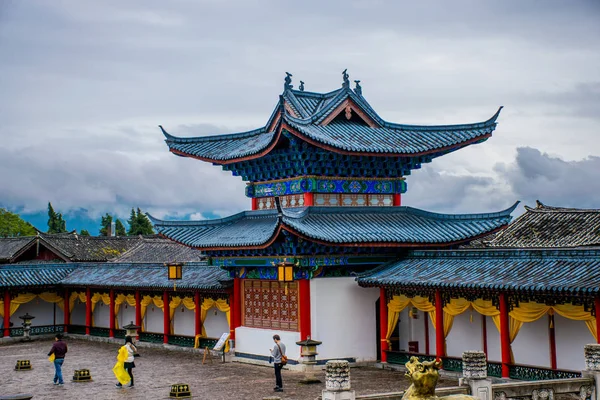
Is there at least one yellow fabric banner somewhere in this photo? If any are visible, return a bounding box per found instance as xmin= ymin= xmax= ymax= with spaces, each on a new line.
xmin=140 ymin=295 xmax=163 ymax=331
xmin=114 ymin=294 xmax=136 ymax=330
xmin=386 ymin=295 xmax=436 ymax=345
xmin=113 ymin=345 xmax=130 ymax=385
xmin=0 ymin=292 xmax=65 ymax=317
xmin=198 ymin=298 xmax=230 ymax=352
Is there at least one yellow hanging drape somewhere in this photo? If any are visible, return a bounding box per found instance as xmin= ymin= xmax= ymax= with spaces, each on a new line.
xmin=38 ymin=292 xmax=65 ymax=312
xmin=140 ymin=295 xmax=164 ymax=332
xmin=443 ymin=298 xmax=502 ymax=338
xmin=68 ymin=291 xmax=87 ymax=314
xmin=113 ymin=294 xmax=136 ymax=330
xmin=386 ymin=295 xmax=436 ymax=345
xmin=90 ymin=293 xmax=110 ymax=327
xmin=0 ymin=292 xmax=65 ymax=318
xmin=168 ymin=296 xmax=196 ymax=335
xmin=198 ymin=298 xmax=230 ymax=352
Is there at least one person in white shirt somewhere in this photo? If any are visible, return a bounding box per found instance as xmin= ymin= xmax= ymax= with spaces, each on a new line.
xmin=116 ymin=336 xmax=137 ymax=388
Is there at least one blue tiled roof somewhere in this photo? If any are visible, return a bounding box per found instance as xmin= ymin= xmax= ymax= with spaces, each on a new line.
xmin=160 ymin=78 xmax=502 ymax=163
xmin=0 ymin=264 xmax=75 ymax=288
xmin=149 ymin=202 xmax=517 ymax=249
xmin=357 ymin=249 xmax=600 ymax=295
xmin=61 ymin=262 xmax=230 ymax=290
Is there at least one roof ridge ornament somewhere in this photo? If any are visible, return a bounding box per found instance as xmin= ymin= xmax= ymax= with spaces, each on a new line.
xmin=299 ymin=81 xmax=305 ymax=91
xmin=354 ymin=80 xmax=362 ymax=96
xmin=342 ymin=69 xmax=350 ymax=88
xmin=284 ymin=72 xmax=293 ymax=91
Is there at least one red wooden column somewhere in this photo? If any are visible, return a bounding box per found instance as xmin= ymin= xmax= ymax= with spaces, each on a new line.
xmin=595 ymin=297 xmax=600 ymax=344
xmin=163 ymin=291 xmax=170 ymax=344
xmin=304 ymin=192 xmax=314 ymax=207
xmin=134 ymin=290 xmax=141 ymax=338
xmin=231 ymin=277 xmax=242 ymax=341
xmin=85 ymin=288 xmax=92 ymax=335
xmin=251 ymin=198 xmax=258 ymax=211
xmin=379 ymin=288 xmax=388 ymax=362
xmin=194 ymin=292 xmax=201 ymax=337
xmin=499 ymin=293 xmax=511 ymax=378
xmin=482 ymin=315 xmax=488 ymax=360
xmin=393 ymin=194 xmax=402 ymax=206
xmin=299 ymin=279 xmax=311 ymax=341
xmin=548 ymin=313 xmax=557 ymax=369
xmin=435 ymin=290 xmax=445 ymax=361
xmin=109 ymin=289 xmax=115 ymax=338
xmin=63 ymin=288 xmax=70 ymax=333
xmin=424 ymin=313 xmax=430 ymax=355
xmin=3 ymin=290 xmax=10 ymax=337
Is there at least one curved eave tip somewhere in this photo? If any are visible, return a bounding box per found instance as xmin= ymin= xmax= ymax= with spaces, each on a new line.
xmin=145 ymin=212 xmax=163 ymax=226
xmin=487 ymin=106 xmax=504 ymax=124
xmin=504 ymin=200 xmax=521 ymax=215
xmin=159 ymin=125 xmax=176 ymax=140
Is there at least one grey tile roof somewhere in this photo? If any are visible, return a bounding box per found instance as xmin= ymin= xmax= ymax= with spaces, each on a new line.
xmin=0 ymin=237 xmax=35 ymax=262
xmin=111 ymin=236 xmax=206 ymax=263
xmin=0 ymin=264 xmax=75 ymax=288
xmin=358 ymin=248 xmax=600 ymax=296
xmin=481 ymin=200 xmax=600 ymax=248
xmin=149 ymin=202 xmax=518 ymax=249
xmin=38 ymin=232 xmax=144 ymax=261
xmin=61 ymin=262 xmax=230 ymax=291
xmin=160 ymin=81 xmax=502 ymax=163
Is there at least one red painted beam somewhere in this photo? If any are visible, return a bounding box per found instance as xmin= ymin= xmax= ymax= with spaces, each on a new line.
xmin=63 ymin=288 xmax=69 ymax=333
xmin=299 ymin=279 xmax=311 ymax=341
xmin=3 ymin=290 xmax=10 ymax=337
xmin=85 ymin=288 xmax=92 ymax=335
xmin=499 ymin=293 xmax=511 ymax=378
xmin=195 ymin=292 xmax=201 ymax=337
xmin=109 ymin=289 xmax=115 ymax=338
xmin=163 ymin=291 xmax=170 ymax=344
xmin=379 ymin=288 xmax=388 ymax=362
xmin=251 ymin=197 xmax=258 ymax=211
xmin=435 ymin=291 xmax=445 ymax=361
xmin=393 ymin=194 xmax=401 ymax=207
xmin=304 ymin=192 xmax=314 ymax=207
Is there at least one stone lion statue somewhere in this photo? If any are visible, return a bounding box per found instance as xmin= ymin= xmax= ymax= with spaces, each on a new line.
xmin=401 ymin=357 xmax=478 ymax=400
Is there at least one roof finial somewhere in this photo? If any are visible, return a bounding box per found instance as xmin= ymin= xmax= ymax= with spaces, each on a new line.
xmin=299 ymin=81 xmax=305 ymax=91
xmin=342 ymin=69 xmax=350 ymax=88
xmin=284 ymin=72 xmax=293 ymax=91
xmin=354 ymin=80 xmax=362 ymax=96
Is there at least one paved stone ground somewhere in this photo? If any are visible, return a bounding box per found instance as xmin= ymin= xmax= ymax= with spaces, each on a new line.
xmin=0 ymin=339 xmax=457 ymax=400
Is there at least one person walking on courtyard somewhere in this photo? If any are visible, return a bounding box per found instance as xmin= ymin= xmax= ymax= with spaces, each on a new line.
xmin=48 ymin=333 xmax=68 ymax=386
xmin=269 ymin=334 xmax=287 ymax=392
xmin=114 ymin=336 xmax=137 ymax=388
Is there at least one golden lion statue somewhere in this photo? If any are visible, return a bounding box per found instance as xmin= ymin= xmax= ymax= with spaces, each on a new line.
xmin=401 ymin=357 xmax=478 ymax=400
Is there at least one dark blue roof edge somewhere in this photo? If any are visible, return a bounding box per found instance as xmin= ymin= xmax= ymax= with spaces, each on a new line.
xmin=288 ymin=88 xmax=344 ymax=98
xmin=160 ymin=124 xmax=270 ymax=144
xmin=281 ymin=201 xmax=519 ymax=221
xmin=408 ymin=247 xmax=600 ymax=259
xmin=383 ymin=106 xmax=503 ymax=131
xmin=147 ymin=209 xmax=278 ymax=227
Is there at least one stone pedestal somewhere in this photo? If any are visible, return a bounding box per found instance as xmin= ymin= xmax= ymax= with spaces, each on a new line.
xmin=322 ymin=360 xmax=355 ymax=400
xmin=462 ymin=351 xmax=492 ymax=400
xmin=582 ymin=344 xmax=600 ymax=400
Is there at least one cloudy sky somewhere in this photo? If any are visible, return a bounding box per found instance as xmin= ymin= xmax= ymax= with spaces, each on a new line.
xmin=1 ymin=0 xmax=599 ymax=233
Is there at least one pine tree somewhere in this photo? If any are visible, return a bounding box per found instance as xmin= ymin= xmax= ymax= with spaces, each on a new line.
xmin=79 ymin=229 xmax=91 ymax=236
xmin=127 ymin=208 xmax=154 ymax=235
xmin=100 ymin=213 xmax=113 ymax=236
xmin=47 ymin=203 xmax=67 ymax=233
xmin=127 ymin=208 xmax=138 ymax=236
xmin=115 ymin=219 xmax=126 ymax=236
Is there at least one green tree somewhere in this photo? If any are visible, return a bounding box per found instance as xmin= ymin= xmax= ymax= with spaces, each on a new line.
xmin=115 ymin=219 xmax=126 ymax=236
xmin=0 ymin=208 xmax=36 ymax=237
xmin=99 ymin=213 xmax=113 ymax=236
xmin=79 ymin=229 xmax=91 ymax=236
xmin=47 ymin=202 xmax=67 ymax=233
xmin=127 ymin=207 xmax=154 ymax=235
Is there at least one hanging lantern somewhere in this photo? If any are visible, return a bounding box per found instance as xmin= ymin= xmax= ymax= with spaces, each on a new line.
xmin=277 ymin=260 xmax=294 ymax=283
xmin=166 ymin=262 xmax=183 ymax=280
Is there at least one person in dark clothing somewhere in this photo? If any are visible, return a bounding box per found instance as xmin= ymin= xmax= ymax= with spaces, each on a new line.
xmin=269 ymin=334 xmax=286 ymax=392
xmin=48 ymin=333 xmax=68 ymax=385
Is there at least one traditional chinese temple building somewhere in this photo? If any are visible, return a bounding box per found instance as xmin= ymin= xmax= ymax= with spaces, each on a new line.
xmin=151 ymin=71 xmax=517 ymax=366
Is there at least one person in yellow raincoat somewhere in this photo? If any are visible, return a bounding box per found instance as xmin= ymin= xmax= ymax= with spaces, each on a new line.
xmin=113 ymin=336 xmax=137 ymax=388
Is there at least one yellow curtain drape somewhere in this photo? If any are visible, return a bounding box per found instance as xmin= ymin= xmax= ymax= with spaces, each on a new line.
xmin=113 ymin=294 xmax=136 ymax=330
xmin=0 ymin=292 xmax=65 ymax=318
xmin=386 ymin=295 xmax=436 ymax=345
xmin=38 ymin=292 xmax=65 ymax=312
xmin=90 ymin=293 xmax=110 ymax=327
xmin=443 ymin=298 xmax=502 ymax=338
xmin=140 ymin=295 xmax=164 ymax=332
xmin=198 ymin=298 xmax=230 ymax=352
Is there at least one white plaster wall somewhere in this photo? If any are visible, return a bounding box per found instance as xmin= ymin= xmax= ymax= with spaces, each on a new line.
xmin=398 ymin=308 xmax=410 ymax=351
xmin=311 ymin=277 xmax=380 ymax=361
xmin=93 ymin=302 xmax=110 ymax=328
xmin=172 ymin=307 xmax=195 ymax=336
xmin=144 ymin=306 xmax=164 ymax=333
xmin=512 ymin=316 xmax=550 ymax=367
xmin=117 ymin=304 xmax=136 ymax=330
xmin=235 ymin=326 xmax=301 ymax=360
xmin=409 ymin=310 xmax=427 ymax=354
xmin=446 ymin=312 xmax=483 ymax=357
xmin=10 ymin=301 xmax=61 ymax=326
xmin=204 ymin=310 xmax=229 ymax=339
xmin=554 ymin=314 xmax=593 ymax=371
xmin=485 ymin=316 xmax=501 ymax=362
xmin=428 ymin=313 xmax=436 ymax=355
xmin=71 ymin=302 xmax=86 ymax=326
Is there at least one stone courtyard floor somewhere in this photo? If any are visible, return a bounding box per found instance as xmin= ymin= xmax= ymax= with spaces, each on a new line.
xmin=1 ymin=339 xmax=457 ymax=400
